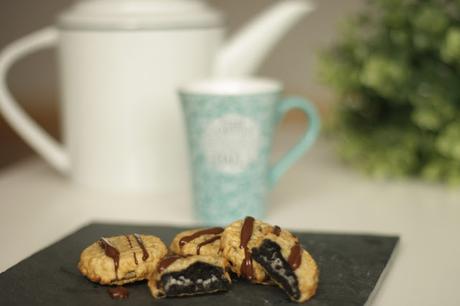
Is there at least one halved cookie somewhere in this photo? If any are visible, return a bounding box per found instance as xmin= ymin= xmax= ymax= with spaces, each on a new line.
xmin=251 ymin=233 xmax=319 ymax=302
xmin=221 ymin=217 xmax=318 ymax=302
xmin=148 ymin=255 xmax=231 ymax=298
xmin=78 ymin=234 xmax=168 ymax=285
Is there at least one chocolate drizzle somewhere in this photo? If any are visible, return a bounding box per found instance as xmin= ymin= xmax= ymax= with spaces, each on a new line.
xmin=125 ymin=235 xmax=139 ymax=265
xmin=288 ymin=242 xmax=302 ymax=270
xmin=179 ymin=227 xmax=224 ymax=248
xmin=98 ymin=237 xmax=120 ymax=280
xmin=133 ymin=252 xmax=138 ymax=265
xmin=134 ymin=233 xmax=149 ymax=261
xmin=157 ymin=255 xmax=182 ymax=273
xmin=273 ymin=225 xmax=281 ymax=236
xmin=107 ymin=286 xmax=129 ymax=299
xmin=125 ymin=235 xmax=133 ymax=248
xmin=196 ymin=235 xmax=221 ymax=255
xmin=239 ymin=216 xmax=255 ymax=280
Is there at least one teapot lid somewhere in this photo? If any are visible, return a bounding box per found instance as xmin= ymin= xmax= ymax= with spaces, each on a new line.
xmin=58 ymin=0 xmax=224 ymax=30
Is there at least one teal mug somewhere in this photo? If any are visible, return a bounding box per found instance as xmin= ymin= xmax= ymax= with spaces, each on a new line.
xmin=179 ymin=78 xmax=320 ymax=225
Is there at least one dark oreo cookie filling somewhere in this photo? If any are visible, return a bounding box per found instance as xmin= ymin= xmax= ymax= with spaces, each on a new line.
xmin=160 ymin=262 xmax=230 ymax=297
xmin=252 ymin=239 xmax=300 ymax=300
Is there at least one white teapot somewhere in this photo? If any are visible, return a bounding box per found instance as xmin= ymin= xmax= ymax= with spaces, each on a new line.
xmin=0 ymin=0 xmax=314 ymax=193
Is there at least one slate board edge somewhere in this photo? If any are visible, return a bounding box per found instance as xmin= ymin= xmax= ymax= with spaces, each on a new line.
xmin=0 ymin=220 xmax=94 ymax=275
xmin=1 ymin=222 xmax=401 ymax=306
xmin=364 ymin=237 xmax=400 ymax=306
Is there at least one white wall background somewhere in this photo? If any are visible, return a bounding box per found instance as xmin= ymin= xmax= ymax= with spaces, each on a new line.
xmin=0 ymin=0 xmax=364 ymax=107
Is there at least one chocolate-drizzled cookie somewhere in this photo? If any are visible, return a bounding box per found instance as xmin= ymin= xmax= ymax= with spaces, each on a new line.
xmin=78 ymin=234 xmax=168 ymax=285
xmin=221 ymin=217 xmax=318 ymax=302
xmin=148 ymin=255 xmax=231 ymax=298
xmin=170 ymin=227 xmax=224 ymax=256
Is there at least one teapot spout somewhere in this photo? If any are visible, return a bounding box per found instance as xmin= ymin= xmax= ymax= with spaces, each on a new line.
xmin=213 ymin=0 xmax=315 ymax=77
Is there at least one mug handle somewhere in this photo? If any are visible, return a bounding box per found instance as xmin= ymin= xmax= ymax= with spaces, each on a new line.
xmin=0 ymin=27 xmax=69 ymax=173
xmin=268 ymin=96 xmax=320 ymax=187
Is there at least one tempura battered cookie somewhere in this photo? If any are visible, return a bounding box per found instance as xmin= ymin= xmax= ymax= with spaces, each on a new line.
xmin=251 ymin=230 xmax=319 ymax=303
xmin=78 ymin=234 xmax=168 ymax=285
xmin=148 ymin=255 xmax=231 ymax=298
xmin=221 ymin=217 xmax=275 ymax=283
xmin=170 ymin=227 xmax=224 ymax=256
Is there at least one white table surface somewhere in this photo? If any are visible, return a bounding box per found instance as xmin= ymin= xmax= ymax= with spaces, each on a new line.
xmin=1 ymin=137 xmax=459 ymax=306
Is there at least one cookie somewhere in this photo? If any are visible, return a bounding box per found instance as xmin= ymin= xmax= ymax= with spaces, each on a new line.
xmin=78 ymin=234 xmax=168 ymax=285
xmin=221 ymin=217 xmax=318 ymax=302
xmin=221 ymin=216 xmax=275 ymax=283
xmin=148 ymin=255 xmax=231 ymax=298
xmin=251 ymin=229 xmax=319 ymax=303
xmin=170 ymin=227 xmax=223 ymax=256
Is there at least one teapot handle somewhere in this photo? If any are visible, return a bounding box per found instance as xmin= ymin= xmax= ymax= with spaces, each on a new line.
xmin=0 ymin=27 xmax=69 ymax=173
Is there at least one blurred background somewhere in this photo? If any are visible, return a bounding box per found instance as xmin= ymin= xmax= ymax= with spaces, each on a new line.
xmin=0 ymin=0 xmax=364 ymax=168
xmin=1 ymin=3 xmax=459 ymax=303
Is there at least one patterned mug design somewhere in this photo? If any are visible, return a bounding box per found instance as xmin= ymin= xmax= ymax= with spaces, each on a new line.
xmin=202 ymin=114 xmax=261 ymax=174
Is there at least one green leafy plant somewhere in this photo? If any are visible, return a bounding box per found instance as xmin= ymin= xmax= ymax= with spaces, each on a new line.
xmin=320 ymin=0 xmax=460 ymax=184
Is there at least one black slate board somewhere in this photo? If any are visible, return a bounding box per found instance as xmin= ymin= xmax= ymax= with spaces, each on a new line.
xmin=0 ymin=223 xmax=398 ymax=306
